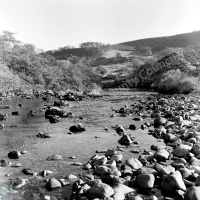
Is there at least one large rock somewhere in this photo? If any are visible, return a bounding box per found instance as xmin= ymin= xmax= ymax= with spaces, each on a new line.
xmin=125 ymin=158 xmax=143 ymax=170
xmin=94 ymin=166 xmax=111 ymax=175
xmin=154 ymin=148 xmax=170 ymax=161
xmin=173 ymin=144 xmax=192 ymax=157
xmin=69 ymin=124 xmax=86 ymax=132
xmin=87 ymin=182 xmax=114 ymax=199
xmin=8 ymin=151 xmax=21 ymax=159
xmin=178 ymin=168 xmax=193 ymax=179
xmin=155 ymin=163 xmax=175 ymax=176
xmin=46 ymin=178 xmax=62 ymax=190
xmin=136 ymin=167 xmax=158 ymax=176
xmin=0 ymin=114 xmax=7 ymax=121
xmin=47 ymin=154 xmax=62 ymax=160
xmin=184 ymin=186 xmax=200 ymax=200
xmin=48 ymin=115 xmax=62 ymax=123
xmin=190 ymin=157 xmax=200 ymax=166
xmin=45 ymin=106 xmax=68 ymax=118
xmin=192 ymin=144 xmax=200 ymax=157
xmin=154 ymin=117 xmax=167 ymax=128
xmin=118 ymin=135 xmax=133 ymax=145
xmin=136 ymin=174 xmax=155 ymax=189
xmin=161 ymin=171 xmax=186 ymax=191
xmin=112 ymin=183 xmax=135 ymax=195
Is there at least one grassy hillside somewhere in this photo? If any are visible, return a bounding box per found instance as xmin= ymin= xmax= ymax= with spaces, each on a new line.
xmin=120 ymin=30 xmax=200 ymax=53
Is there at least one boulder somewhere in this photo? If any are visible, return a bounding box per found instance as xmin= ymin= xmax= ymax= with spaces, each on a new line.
xmin=112 ymin=183 xmax=135 ymax=195
xmin=105 ymin=149 xmax=118 ymax=157
xmin=46 ymin=178 xmax=62 ymax=190
xmin=12 ymin=111 xmax=20 ymax=115
xmin=192 ymin=144 xmax=200 ymax=157
xmin=69 ymin=124 xmax=86 ymax=132
xmin=36 ymin=132 xmax=51 ymax=138
xmin=125 ymin=158 xmax=143 ymax=170
xmin=154 ymin=117 xmax=167 ymax=128
xmin=184 ymin=186 xmax=200 ymax=200
xmin=118 ymin=135 xmax=133 ymax=145
xmin=173 ymin=144 xmax=192 ymax=157
xmin=47 ymin=154 xmax=62 ymax=161
xmin=178 ymin=168 xmax=192 ymax=179
xmin=48 ymin=115 xmax=62 ymax=123
xmin=115 ymin=125 xmax=125 ymax=134
xmin=94 ymin=166 xmax=111 ymax=175
xmin=45 ymin=106 xmax=68 ymax=118
xmin=136 ymin=174 xmax=155 ymax=189
xmin=155 ymin=163 xmax=175 ymax=176
xmin=154 ymin=149 xmax=170 ymax=161
xmin=161 ymin=171 xmax=186 ymax=191
xmin=0 ymin=159 xmax=9 ymax=167
xmin=129 ymin=124 xmax=137 ymax=130
xmin=87 ymin=182 xmax=114 ymax=199
xmin=136 ymin=167 xmax=158 ymax=176
xmin=8 ymin=151 xmax=21 ymax=159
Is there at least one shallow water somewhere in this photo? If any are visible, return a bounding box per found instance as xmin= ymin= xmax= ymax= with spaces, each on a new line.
xmin=0 ymin=97 xmax=53 ymax=152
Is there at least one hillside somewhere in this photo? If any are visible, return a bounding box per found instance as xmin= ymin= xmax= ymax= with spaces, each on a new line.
xmin=120 ymin=30 xmax=200 ymax=53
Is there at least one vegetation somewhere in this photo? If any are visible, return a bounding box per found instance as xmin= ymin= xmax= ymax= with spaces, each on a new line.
xmin=1 ymin=30 xmax=200 ymax=95
xmin=156 ymin=69 xmax=195 ymax=94
xmin=0 ymin=31 xmax=101 ymax=94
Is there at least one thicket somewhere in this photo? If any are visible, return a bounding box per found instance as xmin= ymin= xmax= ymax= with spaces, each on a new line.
xmin=0 ymin=31 xmax=101 ymax=94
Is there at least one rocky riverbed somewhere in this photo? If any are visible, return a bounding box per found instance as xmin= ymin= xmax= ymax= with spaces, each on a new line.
xmin=1 ymin=90 xmax=200 ymax=200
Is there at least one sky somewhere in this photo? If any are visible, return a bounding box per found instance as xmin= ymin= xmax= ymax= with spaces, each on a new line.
xmin=0 ymin=0 xmax=200 ymax=51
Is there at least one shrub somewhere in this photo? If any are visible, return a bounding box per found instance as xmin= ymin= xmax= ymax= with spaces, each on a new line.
xmin=157 ymin=69 xmax=195 ymax=94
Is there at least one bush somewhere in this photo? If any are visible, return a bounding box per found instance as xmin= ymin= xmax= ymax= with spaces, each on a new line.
xmin=157 ymin=70 xmax=195 ymax=94
xmin=158 ymin=79 xmax=194 ymax=94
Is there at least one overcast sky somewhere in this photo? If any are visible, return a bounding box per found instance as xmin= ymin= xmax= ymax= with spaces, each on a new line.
xmin=0 ymin=0 xmax=200 ymax=50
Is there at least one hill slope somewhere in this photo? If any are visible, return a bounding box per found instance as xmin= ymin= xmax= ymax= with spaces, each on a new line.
xmin=120 ymin=30 xmax=200 ymax=52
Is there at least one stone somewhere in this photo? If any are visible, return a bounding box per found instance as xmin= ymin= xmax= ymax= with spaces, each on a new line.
xmin=178 ymin=168 xmax=192 ymax=179
xmin=69 ymin=123 xmax=86 ymax=132
xmin=156 ymin=163 xmax=175 ymax=176
xmin=106 ymin=149 xmax=118 ymax=157
xmin=94 ymin=166 xmax=111 ymax=175
xmin=136 ymin=167 xmax=158 ymax=176
xmin=48 ymin=115 xmax=61 ymax=123
xmin=82 ymin=162 xmax=92 ymax=170
xmin=22 ymin=168 xmax=35 ymax=175
xmin=112 ymin=183 xmax=135 ymax=195
xmin=111 ymin=154 xmax=123 ymax=162
xmin=154 ymin=117 xmax=167 ymax=128
xmin=196 ymin=176 xmax=200 ymax=186
xmin=71 ymin=162 xmax=83 ymax=166
xmin=125 ymin=158 xmax=143 ymax=170
xmin=93 ymin=156 xmax=107 ymax=166
xmin=8 ymin=151 xmax=21 ymax=159
xmin=192 ymin=144 xmax=200 ymax=157
xmin=47 ymin=154 xmax=62 ymax=160
xmin=136 ymin=174 xmax=155 ymax=189
xmin=161 ymin=171 xmax=186 ymax=191
xmin=185 ymin=186 xmax=200 ymax=200
xmin=129 ymin=124 xmax=137 ymax=130
xmin=0 ymin=159 xmax=10 ymax=167
xmin=87 ymin=182 xmax=114 ymax=199
xmin=154 ymin=148 xmax=170 ymax=161
xmin=36 ymin=132 xmax=51 ymax=138
xmin=113 ymin=192 xmax=125 ymax=200
xmin=190 ymin=157 xmax=200 ymax=166
xmin=44 ymin=196 xmax=51 ymax=200
xmin=46 ymin=178 xmax=62 ymax=190
xmin=173 ymin=144 xmax=192 ymax=157
xmin=118 ymin=135 xmax=133 ymax=145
